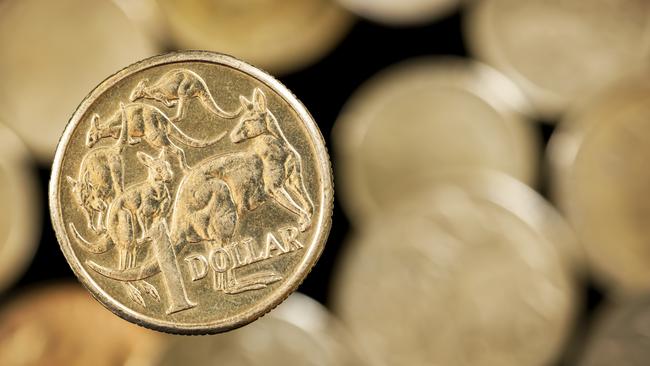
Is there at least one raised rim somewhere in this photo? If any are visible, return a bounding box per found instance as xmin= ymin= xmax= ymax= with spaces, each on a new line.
xmin=49 ymin=50 xmax=334 ymax=334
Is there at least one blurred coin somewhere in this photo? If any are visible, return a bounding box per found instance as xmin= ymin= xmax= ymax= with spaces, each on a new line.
xmin=332 ymin=57 xmax=539 ymax=224
xmin=0 ymin=123 xmax=40 ymax=293
xmin=336 ymin=0 xmax=458 ymax=25
xmin=156 ymin=0 xmax=353 ymax=74
xmin=548 ymin=78 xmax=650 ymax=293
xmin=0 ymin=0 xmax=158 ymax=162
xmin=332 ymin=177 xmax=576 ymax=366
xmin=579 ymin=295 xmax=650 ymax=366
xmin=112 ymin=0 xmax=172 ymax=48
xmin=0 ymin=283 xmax=164 ymax=366
xmin=156 ymin=293 xmax=370 ymax=366
xmin=465 ymin=0 xmax=650 ymax=119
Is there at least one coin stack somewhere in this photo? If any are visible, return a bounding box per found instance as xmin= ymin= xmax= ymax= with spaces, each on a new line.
xmin=0 ymin=0 xmax=648 ymax=365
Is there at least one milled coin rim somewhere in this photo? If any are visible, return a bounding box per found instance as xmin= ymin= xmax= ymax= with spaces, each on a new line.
xmin=49 ymin=50 xmax=334 ymax=335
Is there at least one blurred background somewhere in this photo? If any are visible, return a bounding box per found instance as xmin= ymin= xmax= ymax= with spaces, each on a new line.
xmin=0 ymin=0 xmax=649 ymax=365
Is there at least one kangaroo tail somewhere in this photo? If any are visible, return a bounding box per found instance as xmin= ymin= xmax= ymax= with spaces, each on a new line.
xmin=199 ymin=90 xmax=241 ymax=119
xmin=168 ymin=121 xmax=228 ymax=148
xmin=69 ymin=223 xmax=114 ymax=254
xmin=86 ymin=255 xmax=161 ymax=281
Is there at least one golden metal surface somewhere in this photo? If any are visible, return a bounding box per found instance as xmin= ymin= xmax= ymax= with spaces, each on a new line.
xmin=579 ymin=295 xmax=650 ymax=366
xmin=0 ymin=283 xmax=164 ymax=366
xmin=332 ymin=57 xmax=539 ymax=224
xmin=336 ymin=0 xmax=458 ymax=25
xmin=332 ymin=176 xmax=576 ymax=366
xmin=156 ymin=293 xmax=370 ymax=365
xmin=465 ymin=0 xmax=650 ymax=118
xmin=0 ymin=124 xmax=40 ymax=293
xmin=156 ymin=0 xmax=354 ymax=74
xmin=549 ymin=78 xmax=650 ymax=293
xmin=49 ymin=51 xmax=333 ymax=334
xmin=0 ymin=0 xmax=158 ymax=162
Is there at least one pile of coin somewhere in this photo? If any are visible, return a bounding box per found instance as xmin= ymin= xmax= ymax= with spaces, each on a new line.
xmin=0 ymin=0 xmax=648 ymax=365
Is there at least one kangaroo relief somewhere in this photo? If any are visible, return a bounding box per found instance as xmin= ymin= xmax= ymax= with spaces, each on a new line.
xmin=86 ymin=102 xmax=227 ymax=170
xmin=129 ymin=68 xmax=240 ymax=121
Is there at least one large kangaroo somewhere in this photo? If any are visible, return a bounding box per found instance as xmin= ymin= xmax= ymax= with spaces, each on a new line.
xmin=224 ymin=88 xmax=314 ymax=231
xmin=129 ymin=68 xmax=240 ymax=121
xmin=86 ymin=102 xmax=226 ymax=170
xmin=71 ymin=150 xmax=173 ymax=307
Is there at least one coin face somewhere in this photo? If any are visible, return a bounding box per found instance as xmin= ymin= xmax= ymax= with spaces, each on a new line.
xmin=49 ymin=51 xmax=333 ymax=334
xmin=332 ymin=178 xmax=576 ymax=366
xmin=549 ymin=79 xmax=650 ymax=293
xmin=579 ymin=295 xmax=650 ymax=366
xmin=465 ymin=0 xmax=650 ymax=118
xmin=0 ymin=0 xmax=158 ymax=162
xmin=332 ymin=57 xmax=539 ymax=224
xmin=157 ymin=0 xmax=353 ymax=74
xmin=156 ymin=293 xmax=370 ymax=365
xmin=0 ymin=124 xmax=40 ymax=293
xmin=336 ymin=0 xmax=458 ymax=25
xmin=0 ymin=283 xmax=164 ymax=366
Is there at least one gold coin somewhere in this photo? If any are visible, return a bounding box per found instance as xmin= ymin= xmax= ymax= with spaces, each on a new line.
xmin=465 ymin=0 xmax=650 ymax=118
xmin=548 ymin=78 xmax=650 ymax=293
xmin=156 ymin=0 xmax=354 ymax=74
xmin=0 ymin=0 xmax=158 ymax=163
xmin=156 ymin=293 xmax=371 ymax=365
xmin=579 ymin=295 xmax=650 ymax=366
xmin=49 ymin=51 xmax=334 ymax=334
xmin=336 ymin=0 xmax=458 ymax=25
xmin=0 ymin=283 xmax=164 ymax=366
xmin=332 ymin=57 xmax=539 ymax=224
xmin=0 ymin=123 xmax=40 ymax=293
xmin=332 ymin=177 xmax=576 ymax=366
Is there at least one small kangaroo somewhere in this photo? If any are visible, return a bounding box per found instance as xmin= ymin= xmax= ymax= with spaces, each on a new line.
xmin=129 ymin=68 xmax=240 ymax=121
xmin=85 ymin=102 xmax=226 ymax=170
xmin=66 ymin=145 xmax=124 ymax=233
xmin=70 ymin=150 xmax=172 ymax=307
xmin=223 ymin=88 xmax=314 ymax=231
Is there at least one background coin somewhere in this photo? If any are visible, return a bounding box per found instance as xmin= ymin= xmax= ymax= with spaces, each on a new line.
xmin=336 ymin=0 xmax=459 ymax=25
xmin=0 ymin=0 xmax=158 ymax=163
xmin=465 ymin=0 xmax=650 ymax=118
xmin=156 ymin=292 xmax=370 ymax=366
xmin=50 ymin=51 xmax=334 ymax=334
xmin=156 ymin=0 xmax=354 ymax=74
xmin=0 ymin=283 xmax=164 ymax=366
xmin=548 ymin=78 xmax=650 ymax=294
xmin=332 ymin=182 xmax=576 ymax=366
xmin=0 ymin=123 xmax=40 ymax=294
xmin=578 ymin=295 xmax=650 ymax=366
xmin=332 ymin=57 xmax=539 ymax=224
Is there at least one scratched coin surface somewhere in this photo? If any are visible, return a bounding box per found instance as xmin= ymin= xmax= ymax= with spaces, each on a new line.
xmin=336 ymin=0 xmax=458 ymax=25
xmin=0 ymin=283 xmax=164 ymax=366
xmin=333 ymin=57 xmax=539 ymax=224
xmin=0 ymin=0 xmax=158 ymax=162
xmin=157 ymin=0 xmax=353 ymax=74
xmin=332 ymin=182 xmax=575 ymax=366
xmin=548 ymin=78 xmax=650 ymax=293
xmin=579 ymin=295 xmax=650 ymax=366
xmin=157 ymin=293 xmax=370 ymax=365
xmin=49 ymin=51 xmax=333 ymax=334
xmin=0 ymin=124 xmax=40 ymax=293
xmin=465 ymin=0 xmax=650 ymax=118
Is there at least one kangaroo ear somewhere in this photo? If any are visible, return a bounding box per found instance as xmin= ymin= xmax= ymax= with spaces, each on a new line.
xmin=136 ymin=151 xmax=153 ymax=167
xmin=239 ymin=95 xmax=254 ymax=110
xmin=66 ymin=176 xmax=77 ymax=189
xmin=253 ymin=88 xmax=266 ymax=112
xmin=91 ymin=114 xmax=99 ymax=129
